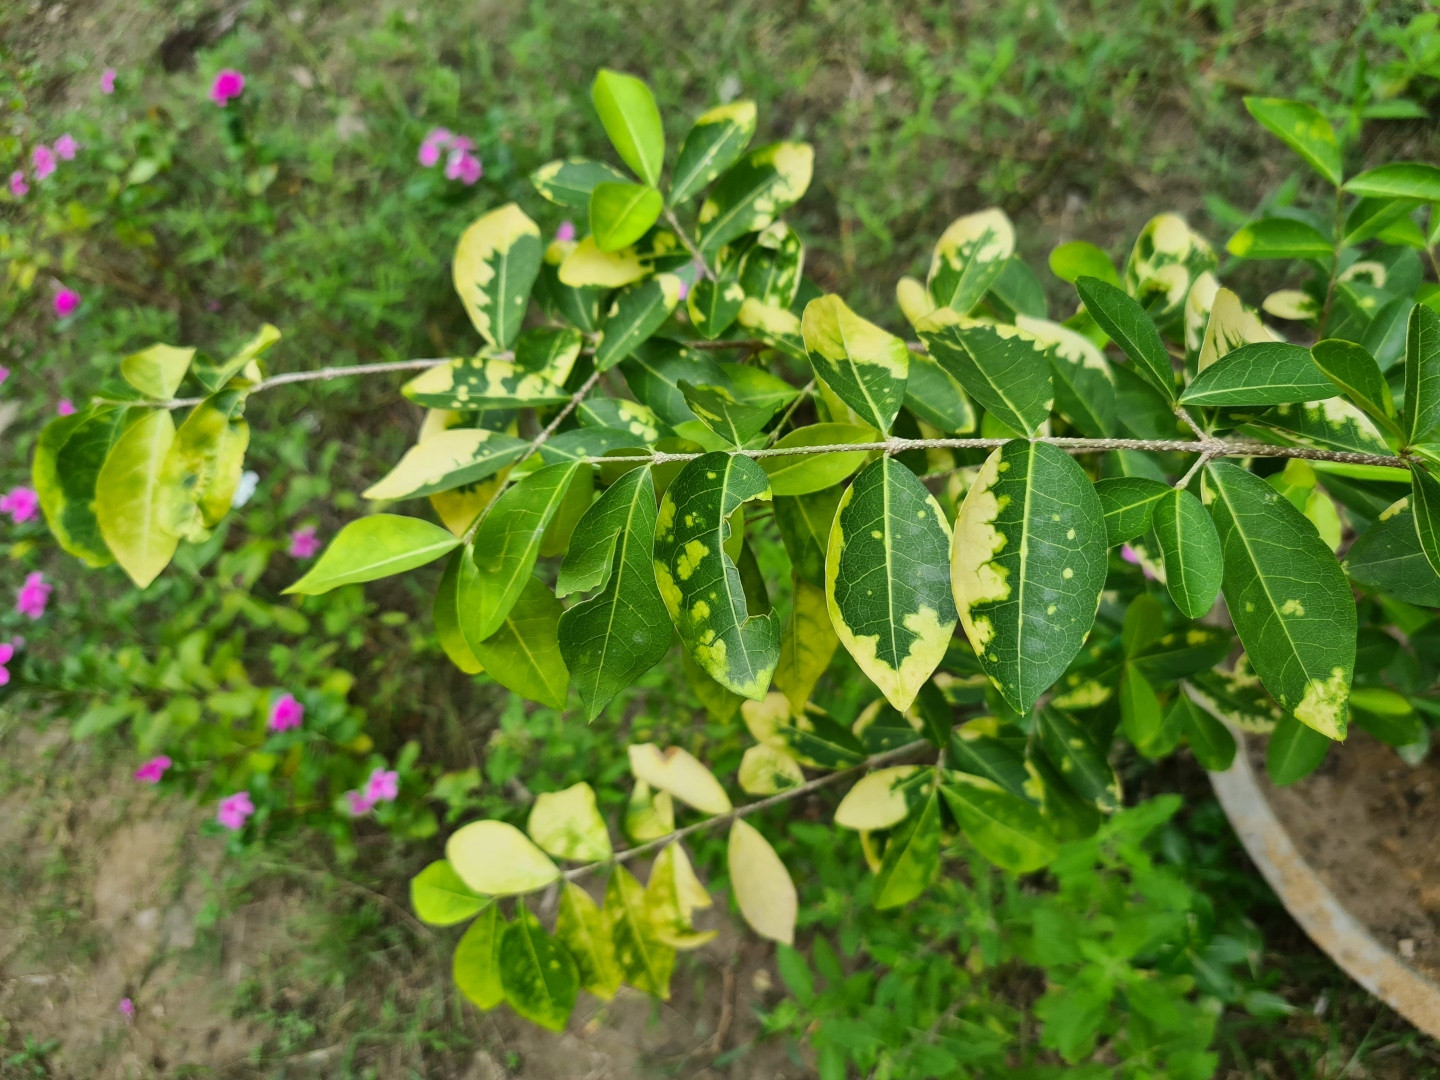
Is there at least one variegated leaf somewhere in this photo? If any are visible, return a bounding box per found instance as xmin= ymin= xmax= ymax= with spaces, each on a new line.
xmin=401 ymin=356 xmax=570 ymax=411
xmin=801 ymin=294 xmax=910 ymax=434
xmin=915 ymin=309 xmax=1053 ymax=437
xmin=927 ymin=208 xmax=1015 ymax=315
xmin=453 ymin=204 xmax=543 ymax=349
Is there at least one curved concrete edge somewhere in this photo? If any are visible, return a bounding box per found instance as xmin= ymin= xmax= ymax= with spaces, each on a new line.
xmin=1209 ymin=735 xmax=1440 ymax=1038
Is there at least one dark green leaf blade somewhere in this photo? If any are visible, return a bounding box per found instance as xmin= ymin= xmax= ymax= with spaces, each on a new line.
xmin=1180 ymin=341 xmax=1333 ymax=406
xmin=914 ymin=309 xmax=1053 ymax=437
xmin=1095 ymin=476 xmax=1171 ymax=546
xmin=499 ymin=902 xmax=579 ymax=1032
xmin=1074 ymin=276 xmax=1176 ymax=402
xmin=1151 ymin=487 xmax=1223 ymax=618
xmin=670 ymin=101 xmax=758 ymax=206
xmin=1405 ymin=302 xmax=1440 ymax=445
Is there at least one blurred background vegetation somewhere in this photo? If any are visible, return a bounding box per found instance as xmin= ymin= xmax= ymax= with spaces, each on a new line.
xmin=3 ymin=0 xmax=1440 ymax=1076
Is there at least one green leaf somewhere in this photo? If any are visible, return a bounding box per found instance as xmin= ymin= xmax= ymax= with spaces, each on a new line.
xmin=826 ymin=457 xmax=956 ymax=712
xmin=556 ymin=883 xmax=622 ymax=1001
xmin=903 ymin=354 xmax=976 ymax=434
xmin=947 ymin=718 xmax=1031 ymax=799
xmin=530 ymin=157 xmax=631 ymax=208
xmin=743 ymin=694 xmax=865 ymax=769
xmin=1410 ymin=463 xmax=1440 ymax=579
xmin=159 ymin=389 xmax=251 ymax=540
xmin=514 ymin=327 xmax=584 ymax=385
xmin=452 ymin=204 xmax=543 ymax=349
xmin=283 ymin=512 xmax=457 ymax=596
xmin=1048 ymin=241 xmax=1118 ymax=286
xmin=644 ymin=843 xmax=717 ymax=949
xmin=578 ymin=396 xmax=664 ymax=445
xmin=654 ymin=453 xmax=781 ymax=699
xmin=604 ymin=865 xmax=675 ymax=996
xmin=915 ymin=309 xmax=1053 ymax=436
xmin=775 ymin=488 xmax=843 ymax=587
xmin=402 ymin=356 xmax=569 ymax=411
xmin=1189 ymin=664 xmax=1285 ymax=734
xmin=557 ymin=467 xmax=673 ymax=720
xmin=687 ymin=269 xmax=745 ymax=339
xmin=1405 ymin=302 xmax=1440 ymax=445
xmin=800 ymin=294 xmax=910 ymax=434
xmin=589 ymin=181 xmax=664 ymax=252
xmin=499 ymin=902 xmax=578 ymax=1032
xmin=1179 ymin=342 xmax=1332 ymax=406
xmin=620 ymin=339 xmax=724 ymax=425
xmin=411 ymin=860 xmax=487 ymax=927
xmin=671 ymin=100 xmax=758 ymax=205
xmin=872 ymin=786 xmax=941 ymax=909
xmin=364 ymin=428 xmax=530 ymax=502
xmin=772 ymin=579 xmax=839 ymax=714
xmin=1151 ymin=487 xmax=1223 ymax=618
xmin=1205 ymin=461 xmax=1355 ymax=738
xmin=1266 ymin=714 xmax=1330 ymax=785
xmin=434 ymin=547 xmax=484 ymax=674
xmin=191 ymin=323 xmax=280 ymax=393
xmin=739 ymin=222 xmax=805 ymax=309
xmin=1345 ymin=162 xmax=1440 ymax=201
xmin=1037 ymin=708 xmax=1122 ymax=812
xmin=942 ymin=774 xmax=1058 ymax=873
xmin=120 ymin=343 xmax=195 ymax=400
xmin=1018 ymin=314 xmax=1116 ymax=437
xmin=1310 ymin=339 xmax=1401 ymax=435
xmin=953 ymin=441 xmax=1107 ymax=715
xmin=1261 ymin=399 xmax=1394 ymax=457
xmin=761 ymin=423 xmax=876 ymax=496
xmin=466 ymin=575 xmax=570 ymax=709
xmin=1244 ymin=97 xmax=1343 ymax=186
xmin=1180 ymin=694 xmax=1237 ymax=771
xmin=594 ymin=274 xmax=684 ymax=372
xmin=1342 ymin=499 xmax=1440 ymax=605
xmin=94 ymin=408 xmax=179 ymax=588
xmin=591 ymin=69 xmax=665 ymax=186
xmin=679 ymin=380 xmax=781 ymax=446
xmin=33 ymin=406 xmax=127 ymax=568
xmin=1119 ymin=666 xmax=1167 ymax=756
xmin=927 ymin=208 xmax=1015 ymax=314
xmin=1226 ymin=217 xmax=1333 ymax=260
xmin=527 ymin=782 xmax=612 ymax=862
xmin=467 ymin=462 xmax=582 ymax=640
xmin=447 ymin=819 xmax=560 ymax=895
xmin=452 ymin=903 xmax=505 ymax=1010
xmin=696 ymin=142 xmax=814 ymax=258
xmin=1094 ymin=476 xmax=1171 ymax=546
xmin=1074 ymin=276 xmax=1176 ymax=402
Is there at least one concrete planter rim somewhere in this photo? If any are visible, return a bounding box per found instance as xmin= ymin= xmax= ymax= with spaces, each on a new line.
xmin=1208 ymin=730 xmax=1440 ymax=1038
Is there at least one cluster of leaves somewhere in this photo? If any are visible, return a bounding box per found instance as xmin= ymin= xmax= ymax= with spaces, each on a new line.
xmin=765 ymin=797 xmax=1279 ymax=1080
xmin=33 ymin=68 xmax=1440 ymax=1039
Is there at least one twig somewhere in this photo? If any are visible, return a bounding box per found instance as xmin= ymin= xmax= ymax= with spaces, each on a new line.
xmin=664 ymin=207 xmax=717 ymax=282
xmin=1175 ymin=451 xmax=1212 ymax=490
xmin=559 ymin=740 xmax=933 ymax=882
xmin=764 ymin=379 xmax=816 ymax=447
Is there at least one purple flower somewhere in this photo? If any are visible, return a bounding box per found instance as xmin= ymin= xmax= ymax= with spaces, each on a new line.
xmin=210 ymin=69 xmax=246 ymax=107
xmin=118 ymin=997 xmax=134 ymax=1020
xmin=287 ymin=525 xmax=321 ymax=558
xmin=0 ymin=642 xmax=13 ymax=687
xmin=57 ymin=399 xmax=76 ymax=416
xmin=134 ymin=755 xmax=172 ymax=783
xmin=267 ymin=693 xmax=304 ymax=733
xmin=54 ymin=134 xmax=78 ymax=161
xmin=9 ymin=171 xmax=27 ymax=199
xmin=216 ymin=791 xmax=255 ymax=831
xmin=364 ymin=767 xmax=399 ymax=804
xmin=31 ymin=145 xmax=56 ymax=181
xmin=444 ymin=148 xmax=482 ymax=185
xmin=555 ymin=220 xmax=577 ymax=243
xmin=16 ymin=572 xmax=52 ymax=620
xmin=344 ymin=789 xmax=374 ymax=816
xmin=54 ymin=289 xmax=81 ymax=318
xmin=417 ymin=127 xmax=452 ymax=167
xmin=100 ymin=68 xmax=117 ymax=95
xmin=0 ymin=487 xmax=40 ymax=524
xmin=0 ymin=366 xmax=8 ymax=386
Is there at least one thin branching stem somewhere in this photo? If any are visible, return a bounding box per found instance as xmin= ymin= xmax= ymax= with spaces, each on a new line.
xmin=663 ymin=207 xmax=717 ymax=283
xmin=560 ymin=740 xmax=934 ymax=882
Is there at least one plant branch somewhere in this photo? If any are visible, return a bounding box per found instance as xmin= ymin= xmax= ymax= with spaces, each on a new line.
xmin=663 ymin=207 xmax=717 ymax=283
xmin=560 ymin=739 xmax=933 ymax=882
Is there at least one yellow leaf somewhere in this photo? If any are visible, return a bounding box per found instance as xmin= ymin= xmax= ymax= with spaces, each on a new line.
xmin=628 ymin=743 xmax=733 ymax=815
xmin=446 ymin=820 xmax=559 ymax=896
xmin=833 ymin=766 xmax=925 ymax=830
xmin=526 ymin=782 xmax=612 ymax=863
xmin=727 ymin=819 xmax=796 ymax=945
xmin=624 ymin=779 xmax=674 ymax=842
xmin=737 ymin=744 xmax=804 ymax=796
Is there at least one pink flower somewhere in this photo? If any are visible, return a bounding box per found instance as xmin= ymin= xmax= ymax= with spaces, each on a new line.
xmin=134 ymin=755 xmax=172 ymax=783
xmin=444 ymin=148 xmax=482 ymax=185
xmin=447 ymin=135 xmax=475 ymax=153
xmin=0 ymin=642 xmax=13 ymax=687
xmin=209 ymin=69 xmax=246 ymax=107
xmin=31 ymin=145 xmax=56 ymax=181
xmin=0 ymin=487 xmax=40 ymax=524
xmin=9 ymin=171 xmax=27 ymax=198
xmin=216 ymin=791 xmax=255 ymax=830
xmin=54 ymin=289 xmax=81 ymax=318
xmin=100 ymin=68 xmax=117 ymax=95
xmin=55 ymin=133 xmax=78 ymax=161
xmin=344 ymin=789 xmax=374 ymax=816
xmin=118 ymin=997 xmax=134 ymax=1020
xmin=57 ymin=399 xmax=77 ymax=416
xmin=1120 ymin=544 xmax=1158 ymax=582
xmin=555 ymin=220 xmax=577 ymax=243
xmin=268 ymin=692 xmax=304 ymax=732
xmin=677 ymin=278 xmax=691 ymax=302
xmin=364 ymin=767 xmax=399 ymax=804
xmin=417 ymin=127 xmax=452 ymax=167
xmin=16 ymin=572 xmax=52 ymax=619
xmin=0 ymin=367 xmax=9 ymax=386
xmin=287 ymin=526 xmax=321 ymax=558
